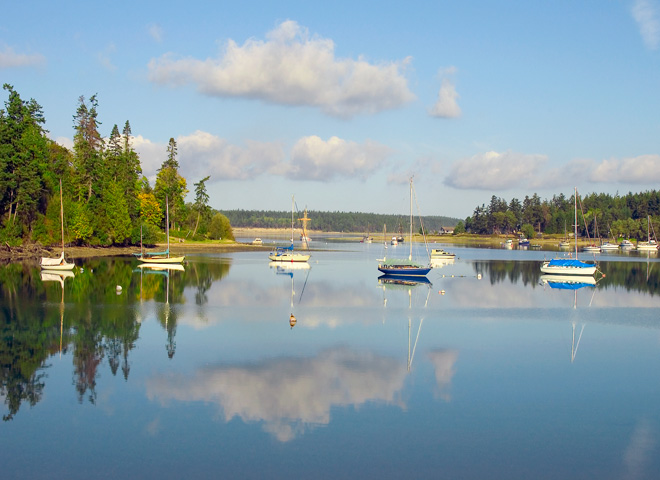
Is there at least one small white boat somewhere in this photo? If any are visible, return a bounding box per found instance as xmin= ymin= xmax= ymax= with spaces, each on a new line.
xmin=600 ymin=242 xmax=619 ymax=251
xmin=430 ymin=248 xmax=455 ymax=259
xmin=637 ymin=216 xmax=658 ymax=251
xmin=41 ymin=180 xmax=75 ymax=271
xmin=583 ymin=245 xmax=601 ymax=253
xmin=137 ymin=195 xmax=185 ymax=264
xmin=619 ymin=239 xmax=634 ymax=249
xmin=268 ymin=195 xmax=310 ymax=263
xmin=390 ymin=236 xmax=398 ymax=246
xmin=252 ymin=238 xmax=263 ymax=245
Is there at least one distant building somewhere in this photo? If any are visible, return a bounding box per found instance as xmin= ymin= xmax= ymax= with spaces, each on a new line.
xmin=440 ymin=226 xmax=455 ymax=235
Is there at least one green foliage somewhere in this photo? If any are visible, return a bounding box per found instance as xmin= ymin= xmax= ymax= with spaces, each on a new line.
xmin=208 ymin=213 xmax=234 ymax=240
xmin=219 ymin=209 xmax=460 ymax=233
xmin=521 ymin=223 xmax=535 ymax=240
xmin=453 ymin=220 xmax=466 ymax=234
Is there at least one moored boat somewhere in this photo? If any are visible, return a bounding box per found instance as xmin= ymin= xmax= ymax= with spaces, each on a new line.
xmin=378 ymin=178 xmax=431 ymax=277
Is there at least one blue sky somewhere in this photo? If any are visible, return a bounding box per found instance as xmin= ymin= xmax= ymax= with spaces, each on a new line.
xmin=1 ymin=1 xmax=659 ymax=219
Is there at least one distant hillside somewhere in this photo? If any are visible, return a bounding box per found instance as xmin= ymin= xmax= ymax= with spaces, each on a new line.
xmin=219 ymin=209 xmax=461 ymax=233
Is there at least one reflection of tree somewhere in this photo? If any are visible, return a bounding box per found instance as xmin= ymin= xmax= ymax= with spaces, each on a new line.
xmin=186 ymin=261 xmax=231 ymax=306
xmin=474 ymin=259 xmax=660 ymax=295
xmin=473 ymin=260 xmax=542 ymax=287
xmin=0 ymin=264 xmax=59 ymax=421
xmin=72 ymin=325 xmax=103 ymax=404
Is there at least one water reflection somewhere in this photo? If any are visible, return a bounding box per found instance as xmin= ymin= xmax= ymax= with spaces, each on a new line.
xmin=2 ymin=251 xmax=660 ymax=479
xmin=146 ymin=348 xmax=408 ymax=442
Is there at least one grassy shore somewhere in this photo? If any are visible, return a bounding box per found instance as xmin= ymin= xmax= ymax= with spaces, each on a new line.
xmin=0 ymin=229 xmax=601 ymax=264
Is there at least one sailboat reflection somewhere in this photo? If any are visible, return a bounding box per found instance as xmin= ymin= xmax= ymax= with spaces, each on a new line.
xmin=41 ymin=270 xmax=75 ymax=356
xmin=135 ymin=263 xmax=185 ymax=357
xmin=270 ymin=262 xmax=310 ymax=328
xmin=378 ymin=274 xmax=432 ymax=371
xmin=540 ymin=273 xmax=596 ymax=363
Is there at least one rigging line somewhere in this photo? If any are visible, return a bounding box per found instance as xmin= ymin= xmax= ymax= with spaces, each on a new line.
xmin=411 ymin=179 xmax=432 ymax=261
xmin=298 ymin=267 xmax=311 ymax=304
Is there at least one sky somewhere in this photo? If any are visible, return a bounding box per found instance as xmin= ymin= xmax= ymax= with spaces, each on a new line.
xmin=1 ymin=0 xmax=659 ymax=219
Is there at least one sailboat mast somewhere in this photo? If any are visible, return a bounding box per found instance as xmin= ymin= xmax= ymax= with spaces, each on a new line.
xmin=166 ymin=195 xmax=170 ymax=258
xmin=291 ymin=195 xmax=294 ymax=244
xmin=574 ymin=187 xmax=578 ymax=257
xmin=409 ymin=178 xmax=413 ymax=261
xmin=59 ymin=179 xmax=65 ymax=253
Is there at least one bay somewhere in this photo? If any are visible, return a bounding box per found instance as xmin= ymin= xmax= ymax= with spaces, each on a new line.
xmin=1 ymin=239 xmax=659 ymax=479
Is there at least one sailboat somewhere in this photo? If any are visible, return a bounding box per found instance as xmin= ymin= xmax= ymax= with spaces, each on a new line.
xmin=378 ymin=178 xmax=431 ymax=277
xmin=269 ymin=195 xmax=311 ymax=262
xmin=41 ymin=179 xmax=75 ymax=270
xmin=540 ymin=188 xmax=597 ymax=276
xmin=636 ymin=215 xmax=658 ymax=251
xmin=138 ymin=195 xmax=185 ymax=264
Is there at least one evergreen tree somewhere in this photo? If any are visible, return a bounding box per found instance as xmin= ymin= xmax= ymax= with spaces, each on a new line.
xmin=192 ymin=176 xmax=210 ymax=236
xmin=72 ymin=94 xmax=103 ymax=202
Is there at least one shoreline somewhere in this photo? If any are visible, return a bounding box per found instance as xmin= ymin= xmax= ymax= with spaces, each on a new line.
xmin=0 ymin=230 xmax=627 ymax=263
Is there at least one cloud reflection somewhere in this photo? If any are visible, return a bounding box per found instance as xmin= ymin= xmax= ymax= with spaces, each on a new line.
xmin=623 ymin=418 xmax=655 ymax=480
xmin=146 ymin=348 xmax=407 ymax=441
xmin=427 ymin=350 xmax=459 ymax=402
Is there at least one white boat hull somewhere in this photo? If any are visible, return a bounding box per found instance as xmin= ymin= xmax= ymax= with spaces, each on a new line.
xmin=268 ymin=253 xmax=310 ymax=262
xmin=540 ymin=262 xmax=597 ymax=275
xmin=138 ymin=255 xmax=185 ymax=264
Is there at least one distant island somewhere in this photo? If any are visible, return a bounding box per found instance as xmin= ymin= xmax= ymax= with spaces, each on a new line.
xmin=219 ymin=209 xmax=461 ymax=234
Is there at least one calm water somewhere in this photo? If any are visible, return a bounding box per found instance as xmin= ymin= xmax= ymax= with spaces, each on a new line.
xmin=1 ymin=239 xmax=660 ymax=479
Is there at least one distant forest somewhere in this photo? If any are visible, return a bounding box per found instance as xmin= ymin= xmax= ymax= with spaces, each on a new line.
xmin=464 ymin=191 xmax=660 ymax=241
xmin=220 ymin=209 xmax=461 ymax=234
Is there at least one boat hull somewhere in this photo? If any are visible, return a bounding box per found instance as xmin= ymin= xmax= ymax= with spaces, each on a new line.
xmin=540 ymin=260 xmax=596 ymax=276
xmin=138 ymin=255 xmax=185 ymax=264
xmin=268 ymin=253 xmax=310 ymax=262
xmin=40 ymin=261 xmax=75 ymax=271
xmin=377 ymin=264 xmax=431 ymax=276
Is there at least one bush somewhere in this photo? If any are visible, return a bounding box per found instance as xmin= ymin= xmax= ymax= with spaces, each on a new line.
xmin=208 ymin=213 xmax=234 ymax=241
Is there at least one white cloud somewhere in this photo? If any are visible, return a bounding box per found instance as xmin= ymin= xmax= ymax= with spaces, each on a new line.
xmin=97 ymin=43 xmax=117 ymax=72
xmin=444 ymin=150 xmax=547 ymax=190
xmin=147 ymin=20 xmax=415 ymax=117
xmin=429 ymin=78 xmax=461 ymax=118
xmin=0 ymin=45 xmax=45 ymax=68
xmin=590 ymin=154 xmax=660 ymax=183
xmin=288 ymin=135 xmax=391 ymax=181
xmin=632 ymin=0 xmax=660 ymax=50
xmin=54 ymin=136 xmax=73 ymax=150
xmin=132 ymin=135 xmax=165 ymax=179
xmin=178 ymin=130 xmax=285 ymax=180
xmin=134 ymin=131 xmax=390 ymax=184
xmin=146 ymin=348 xmax=408 ymax=442
xmin=148 ymin=23 xmax=164 ymax=43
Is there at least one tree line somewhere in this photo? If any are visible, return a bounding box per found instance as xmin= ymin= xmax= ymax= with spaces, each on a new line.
xmin=460 ymin=191 xmax=660 ymax=241
xmin=220 ymin=209 xmax=461 ymax=234
xmin=0 ymin=84 xmax=233 ymax=248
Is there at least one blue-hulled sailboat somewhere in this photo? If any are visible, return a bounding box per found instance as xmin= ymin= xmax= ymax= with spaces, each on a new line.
xmin=378 ymin=178 xmax=431 ymax=277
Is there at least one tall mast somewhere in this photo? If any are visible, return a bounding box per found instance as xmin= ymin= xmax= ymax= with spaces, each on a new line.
xmin=409 ymin=177 xmax=413 ymax=261
xmin=291 ymin=195 xmax=294 ymax=244
xmin=574 ymin=187 xmax=578 ymax=257
xmin=60 ymin=179 xmax=65 ymax=254
xmin=166 ymin=195 xmax=170 ymax=258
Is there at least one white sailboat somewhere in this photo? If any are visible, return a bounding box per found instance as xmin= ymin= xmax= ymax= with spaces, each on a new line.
xmin=636 ymin=215 xmax=658 ymax=251
xmin=541 ymin=188 xmax=597 ymax=276
xmin=269 ymin=195 xmax=311 ymax=262
xmin=41 ymin=179 xmax=75 ymax=270
xmin=138 ymin=195 xmax=185 ymax=264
